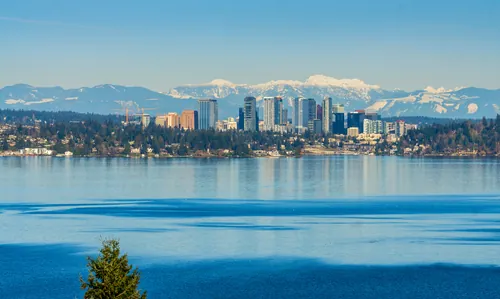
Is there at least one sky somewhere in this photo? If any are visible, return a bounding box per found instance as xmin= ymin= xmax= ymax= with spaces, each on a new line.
xmin=1 ymin=0 xmax=499 ymax=91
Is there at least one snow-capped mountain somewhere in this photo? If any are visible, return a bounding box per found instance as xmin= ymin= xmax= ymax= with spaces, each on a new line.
xmin=167 ymin=75 xmax=385 ymax=103
xmin=1 ymin=75 xmax=499 ymax=119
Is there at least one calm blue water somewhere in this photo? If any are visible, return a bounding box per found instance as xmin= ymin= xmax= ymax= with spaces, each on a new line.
xmin=2 ymin=156 xmax=500 ymax=298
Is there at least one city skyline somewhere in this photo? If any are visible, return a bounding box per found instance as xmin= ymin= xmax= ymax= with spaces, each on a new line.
xmin=1 ymin=0 xmax=499 ymax=91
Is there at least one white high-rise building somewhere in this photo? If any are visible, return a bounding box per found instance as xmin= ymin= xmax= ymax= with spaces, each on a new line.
xmin=297 ymin=98 xmax=309 ymax=129
xmin=363 ymin=119 xmax=383 ymax=134
xmin=322 ymin=97 xmax=332 ymax=133
xmin=263 ymin=97 xmax=284 ymax=131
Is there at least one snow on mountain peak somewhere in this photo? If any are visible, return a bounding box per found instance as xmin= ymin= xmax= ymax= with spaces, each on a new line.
xmin=184 ymin=79 xmax=239 ymax=88
xmin=424 ymin=86 xmax=467 ymax=94
xmin=209 ymin=79 xmax=237 ymax=86
xmin=253 ymin=79 xmax=303 ymax=89
xmin=424 ymin=86 xmax=450 ymax=94
xmin=305 ymin=75 xmax=380 ymax=90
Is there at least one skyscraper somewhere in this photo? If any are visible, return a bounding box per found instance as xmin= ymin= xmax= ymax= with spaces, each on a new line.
xmin=281 ymin=108 xmax=288 ymax=125
xmin=292 ymin=97 xmax=301 ymax=128
xmin=237 ymin=108 xmax=244 ymax=130
xmin=298 ymin=98 xmax=309 ymax=129
xmin=322 ymin=97 xmax=332 ymax=133
xmin=243 ymin=97 xmax=257 ymax=131
xmin=263 ymin=97 xmax=283 ymax=131
xmin=198 ymin=99 xmax=218 ymax=130
xmin=181 ymin=110 xmax=198 ymax=130
xmin=316 ymin=104 xmax=323 ymax=120
xmin=307 ymin=99 xmax=316 ymax=122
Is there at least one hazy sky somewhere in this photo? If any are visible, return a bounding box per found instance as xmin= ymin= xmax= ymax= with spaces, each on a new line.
xmin=1 ymin=0 xmax=499 ymax=91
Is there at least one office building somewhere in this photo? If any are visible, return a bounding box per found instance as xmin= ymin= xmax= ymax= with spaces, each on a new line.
xmin=255 ymin=110 xmax=259 ymax=131
xmin=347 ymin=127 xmax=359 ymax=137
xmin=292 ymin=97 xmax=301 ymax=127
xmin=198 ymin=99 xmax=218 ymax=130
xmin=307 ymin=99 xmax=316 ymax=122
xmin=332 ymin=112 xmax=345 ymax=134
xmin=347 ymin=110 xmax=365 ymax=133
xmin=237 ymin=108 xmax=244 ymax=130
xmin=244 ymin=97 xmax=257 ymax=132
xmin=281 ymin=109 xmax=288 ymax=125
xmin=298 ymin=98 xmax=310 ymax=129
xmin=166 ymin=112 xmax=181 ymax=128
xmin=263 ymin=97 xmax=283 ymax=131
xmin=181 ymin=110 xmax=198 ymax=130
xmin=332 ymin=104 xmax=344 ymax=114
xmin=363 ymin=119 xmax=383 ymax=134
xmin=316 ymin=104 xmax=323 ymax=120
xmin=155 ymin=115 xmax=167 ymax=127
xmin=308 ymin=119 xmax=322 ymax=134
xmin=322 ymin=97 xmax=332 ymax=133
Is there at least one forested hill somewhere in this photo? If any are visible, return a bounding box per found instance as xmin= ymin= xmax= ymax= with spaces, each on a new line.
xmin=0 ymin=109 xmax=123 ymax=124
xmin=400 ymin=116 xmax=500 ymax=156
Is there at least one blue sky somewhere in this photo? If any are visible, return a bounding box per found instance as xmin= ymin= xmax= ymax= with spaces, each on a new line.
xmin=1 ymin=0 xmax=499 ymax=91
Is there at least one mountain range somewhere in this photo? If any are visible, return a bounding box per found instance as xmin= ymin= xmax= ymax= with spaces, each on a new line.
xmin=1 ymin=75 xmax=499 ymax=119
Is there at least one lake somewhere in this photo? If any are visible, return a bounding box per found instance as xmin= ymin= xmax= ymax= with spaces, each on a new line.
xmin=1 ymin=156 xmax=500 ymax=298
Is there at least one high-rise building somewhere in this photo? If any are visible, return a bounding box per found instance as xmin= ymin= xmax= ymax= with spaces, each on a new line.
xmin=322 ymin=97 xmax=332 ymax=133
xmin=363 ymin=119 xmax=383 ymax=134
xmin=384 ymin=122 xmax=395 ymax=134
xmin=292 ymin=97 xmax=301 ymax=128
xmin=256 ymin=110 xmax=259 ymax=131
xmin=316 ymin=104 xmax=323 ymax=120
xmin=308 ymin=119 xmax=322 ymax=134
xmin=181 ymin=110 xmax=198 ymax=130
xmin=332 ymin=104 xmax=345 ymax=114
xmin=298 ymin=98 xmax=310 ymax=129
xmin=263 ymin=97 xmax=283 ymax=131
xmin=281 ymin=109 xmax=288 ymax=125
xmin=198 ymin=99 xmax=218 ymax=130
xmin=155 ymin=115 xmax=167 ymax=127
xmin=166 ymin=112 xmax=181 ymax=128
xmin=307 ymin=99 xmax=316 ymax=122
xmin=395 ymin=120 xmax=406 ymax=137
xmin=237 ymin=108 xmax=244 ymax=130
xmin=347 ymin=110 xmax=366 ymax=133
xmin=244 ymin=97 xmax=257 ymax=131
xmin=292 ymin=98 xmax=305 ymax=128
xmin=332 ymin=112 xmax=345 ymax=135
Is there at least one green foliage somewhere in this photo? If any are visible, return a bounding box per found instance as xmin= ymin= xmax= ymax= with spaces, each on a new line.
xmin=80 ymin=239 xmax=147 ymax=299
xmin=400 ymin=115 xmax=500 ymax=156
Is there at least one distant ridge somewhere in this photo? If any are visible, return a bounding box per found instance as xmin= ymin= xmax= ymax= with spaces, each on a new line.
xmin=1 ymin=75 xmax=499 ymax=119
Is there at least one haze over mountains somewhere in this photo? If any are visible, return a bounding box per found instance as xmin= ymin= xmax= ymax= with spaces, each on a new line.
xmin=1 ymin=75 xmax=499 ymax=119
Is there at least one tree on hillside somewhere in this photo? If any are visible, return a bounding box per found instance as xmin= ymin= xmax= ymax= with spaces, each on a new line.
xmin=80 ymin=239 xmax=147 ymax=299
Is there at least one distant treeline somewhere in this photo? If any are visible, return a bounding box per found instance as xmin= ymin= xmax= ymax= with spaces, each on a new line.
xmin=381 ymin=116 xmax=475 ymax=125
xmin=0 ymin=109 xmax=123 ymax=124
xmin=1 ymin=109 xmax=484 ymax=127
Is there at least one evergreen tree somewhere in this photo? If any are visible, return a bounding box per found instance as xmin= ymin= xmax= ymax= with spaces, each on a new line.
xmin=80 ymin=239 xmax=147 ymax=299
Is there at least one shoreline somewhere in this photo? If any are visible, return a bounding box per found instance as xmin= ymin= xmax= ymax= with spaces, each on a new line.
xmin=0 ymin=152 xmax=495 ymax=159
